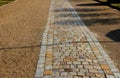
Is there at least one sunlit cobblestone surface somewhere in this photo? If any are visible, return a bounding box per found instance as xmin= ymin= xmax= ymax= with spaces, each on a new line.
xmin=35 ymin=0 xmax=120 ymax=78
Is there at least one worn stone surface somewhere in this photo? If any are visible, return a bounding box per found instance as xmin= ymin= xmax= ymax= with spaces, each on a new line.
xmin=35 ymin=0 xmax=120 ymax=77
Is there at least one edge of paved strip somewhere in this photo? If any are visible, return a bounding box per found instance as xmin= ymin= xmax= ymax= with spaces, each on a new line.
xmin=35 ymin=0 xmax=120 ymax=77
xmin=35 ymin=0 xmax=54 ymax=77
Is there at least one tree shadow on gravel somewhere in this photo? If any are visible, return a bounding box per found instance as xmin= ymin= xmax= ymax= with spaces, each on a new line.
xmin=106 ymin=29 xmax=120 ymax=42
xmin=78 ymin=13 xmax=113 ymax=17
xmin=76 ymin=3 xmax=107 ymax=6
xmin=54 ymin=8 xmax=105 ymax=12
xmin=82 ymin=18 xmax=120 ymax=26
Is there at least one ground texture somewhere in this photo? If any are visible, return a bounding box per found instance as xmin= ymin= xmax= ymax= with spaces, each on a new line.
xmin=70 ymin=0 xmax=120 ymax=70
xmin=35 ymin=0 xmax=120 ymax=77
xmin=0 ymin=0 xmax=50 ymax=78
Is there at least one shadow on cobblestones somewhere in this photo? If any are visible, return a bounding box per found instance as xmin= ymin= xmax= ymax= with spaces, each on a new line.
xmin=55 ymin=13 xmax=114 ymax=18
xmin=54 ymin=8 xmax=119 ymax=26
xmin=53 ymin=18 xmax=120 ymax=26
xmin=53 ymin=19 xmax=81 ymax=26
xmin=55 ymin=13 xmax=78 ymax=18
xmin=106 ymin=29 xmax=120 ymax=42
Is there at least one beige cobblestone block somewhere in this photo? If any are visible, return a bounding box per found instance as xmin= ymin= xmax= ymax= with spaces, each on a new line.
xmin=44 ymin=70 xmax=52 ymax=75
xmin=100 ymin=64 xmax=110 ymax=70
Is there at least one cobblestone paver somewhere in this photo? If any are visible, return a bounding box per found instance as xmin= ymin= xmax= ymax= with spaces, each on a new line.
xmin=35 ymin=0 xmax=120 ymax=78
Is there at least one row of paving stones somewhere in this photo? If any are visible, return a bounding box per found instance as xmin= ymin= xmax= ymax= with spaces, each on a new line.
xmin=35 ymin=0 xmax=120 ymax=78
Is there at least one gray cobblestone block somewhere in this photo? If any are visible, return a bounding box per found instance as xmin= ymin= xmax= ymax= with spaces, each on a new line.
xmin=93 ymin=60 xmax=98 ymax=63
xmin=108 ymin=64 xmax=116 ymax=68
xmin=35 ymin=69 xmax=44 ymax=77
xmin=53 ymin=61 xmax=60 ymax=65
xmin=45 ymin=65 xmax=52 ymax=70
xmin=73 ymin=61 xmax=81 ymax=64
xmin=114 ymin=73 xmax=120 ymax=77
xmin=99 ymin=61 xmax=107 ymax=64
xmin=86 ymin=59 xmax=92 ymax=62
xmin=39 ymin=53 xmax=46 ymax=57
xmin=38 ymin=57 xmax=45 ymax=61
xmin=98 ymin=69 xmax=104 ymax=74
xmin=86 ymin=72 xmax=95 ymax=77
xmin=82 ymin=62 xmax=89 ymax=65
xmin=98 ymin=58 xmax=105 ymax=62
xmin=106 ymin=75 xmax=115 ymax=78
xmin=63 ymin=65 xmax=70 ymax=68
xmin=96 ymin=56 xmax=103 ymax=59
xmin=111 ymin=68 xmax=119 ymax=73
xmin=69 ymin=72 xmax=77 ymax=75
xmin=102 ymin=54 xmax=109 ymax=58
xmin=78 ymin=72 xmax=85 ymax=76
xmin=67 ymin=62 xmax=72 ymax=64
xmin=66 ymin=76 xmax=74 ymax=78
xmin=77 ymin=59 xmax=85 ymax=62
xmin=78 ymin=65 xmax=83 ymax=69
xmin=80 ymin=69 xmax=88 ymax=73
xmin=61 ymin=72 xmax=68 ymax=76
xmin=84 ymin=65 xmax=93 ymax=69
xmin=38 ymin=60 xmax=45 ymax=64
xmin=37 ymin=64 xmax=44 ymax=68
xmin=107 ymin=61 xmax=114 ymax=64
xmin=71 ymin=65 xmax=77 ymax=69
xmin=35 ymin=76 xmax=43 ymax=78
xmin=52 ymin=69 xmax=59 ymax=76
xmin=89 ymin=69 xmax=98 ymax=73
xmin=93 ymin=66 xmax=101 ymax=69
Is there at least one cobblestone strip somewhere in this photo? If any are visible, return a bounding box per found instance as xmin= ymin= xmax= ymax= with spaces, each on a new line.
xmin=35 ymin=0 xmax=120 ymax=78
xmin=35 ymin=0 xmax=55 ymax=77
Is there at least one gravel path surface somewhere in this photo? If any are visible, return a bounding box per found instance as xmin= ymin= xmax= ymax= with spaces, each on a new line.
xmin=0 ymin=0 xmax=50 ymax=78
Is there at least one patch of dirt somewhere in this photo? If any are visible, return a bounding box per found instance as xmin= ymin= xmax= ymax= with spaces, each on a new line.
xmin=0 ymin=0 xmax=51 ymax=78
xmin=70 ymin=0 xmax=120 ymax=70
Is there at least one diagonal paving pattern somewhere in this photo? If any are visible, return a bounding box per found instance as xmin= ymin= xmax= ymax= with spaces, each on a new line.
xmin=35 ymin=0 xmax=120 ymax=78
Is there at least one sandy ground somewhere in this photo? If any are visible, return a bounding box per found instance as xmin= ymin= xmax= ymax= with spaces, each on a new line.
xmin=0 ymin=0 xmax=51 ymax=78
xmin=70 ymin=0 xmax=120 ymax=70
